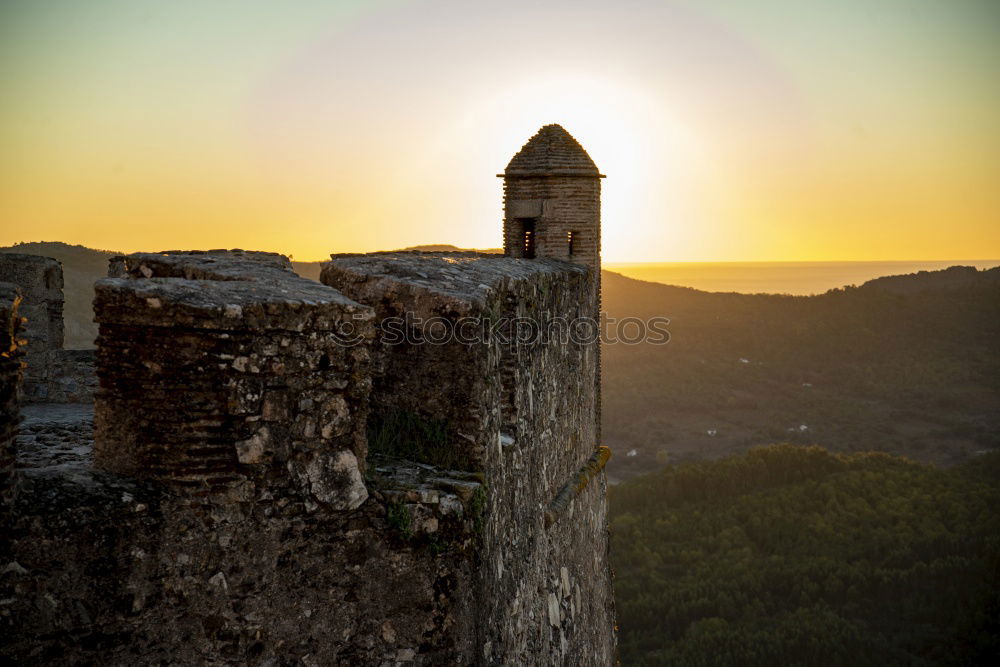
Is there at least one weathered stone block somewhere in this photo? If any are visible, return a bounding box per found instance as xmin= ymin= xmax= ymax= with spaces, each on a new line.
xmin=93 ymin=251 xmax=375 ymax=507
xmin=2 ymin=412 xmax=486 ymax=664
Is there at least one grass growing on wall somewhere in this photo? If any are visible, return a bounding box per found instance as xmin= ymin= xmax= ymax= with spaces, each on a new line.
xmin=368 ymin=409 xmax=473 ymax=471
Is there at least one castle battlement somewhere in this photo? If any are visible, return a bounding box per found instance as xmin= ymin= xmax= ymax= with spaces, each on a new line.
xmin=93 ymin=249 xmax=374 ymax=505
xmin=1 ymin=126 xmax=615 ymax=665
xmin=0 ymin=255 xmax=64 ymax=402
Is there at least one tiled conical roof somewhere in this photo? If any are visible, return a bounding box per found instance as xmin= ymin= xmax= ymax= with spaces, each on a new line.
xmin=504 ymin=124 xmax=602 ymax=177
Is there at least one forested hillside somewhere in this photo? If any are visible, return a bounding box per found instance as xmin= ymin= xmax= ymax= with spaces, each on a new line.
xmin=603 ymin=266 xmax=1000 ymax=476
xmin=610 ymin=445 xmax=1000 ymax=666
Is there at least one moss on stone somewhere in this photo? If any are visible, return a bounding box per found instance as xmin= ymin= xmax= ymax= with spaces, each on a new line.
xmin=386 ymin=500 xmax=412 ymax=539
xmin=367 ymin=409 xmax=473 ymax=471
xmin=469 ymin=484 xmax=488 ymax=536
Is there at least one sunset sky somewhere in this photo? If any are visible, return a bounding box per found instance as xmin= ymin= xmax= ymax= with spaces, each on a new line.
xmin=1 ymin=0 xmax=998 ymax=262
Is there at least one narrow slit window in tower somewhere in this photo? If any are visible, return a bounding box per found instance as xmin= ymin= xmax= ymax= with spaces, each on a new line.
xmin=567 ymin=231 xmax=576 ymax=256
xmin=520 ymin=219 xmax=536 ymax=259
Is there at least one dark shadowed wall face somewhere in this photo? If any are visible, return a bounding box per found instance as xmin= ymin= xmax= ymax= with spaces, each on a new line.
xmin=0 ymin=283 xmax=24 ymax=517
xmin=323 ymin=251 xmax=614 ymax=663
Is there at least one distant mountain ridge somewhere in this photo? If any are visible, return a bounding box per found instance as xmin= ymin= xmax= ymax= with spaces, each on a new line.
xmin=602 ymin=264 xmax=1000 ymax=476
xmin=860 ymin=264 xmax=1000 ymax=294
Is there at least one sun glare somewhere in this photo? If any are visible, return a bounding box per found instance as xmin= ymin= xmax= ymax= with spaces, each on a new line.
xmin=458 ymin=74 xmax=699 ymax=261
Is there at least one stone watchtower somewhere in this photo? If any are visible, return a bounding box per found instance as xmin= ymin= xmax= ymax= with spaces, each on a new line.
xmin=500 ymin=124 xmax=604 ymax=270
xmin=501 ymin=124 xmax=605 ymax=445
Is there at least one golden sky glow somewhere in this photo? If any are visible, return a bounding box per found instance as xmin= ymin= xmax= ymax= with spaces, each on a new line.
xmin=1 ymin=0 xmax=999 ymax=262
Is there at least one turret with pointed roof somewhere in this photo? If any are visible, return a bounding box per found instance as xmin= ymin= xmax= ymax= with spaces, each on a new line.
xmin=499 ymin=124 xmax=603 ymax=272
xmin=504 ymin=124 xmax=603 ymax=177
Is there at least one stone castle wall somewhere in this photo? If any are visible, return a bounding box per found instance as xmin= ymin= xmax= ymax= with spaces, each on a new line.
xmin=47 ymin=349 xmax=97 ymax=403
xmin=2 ymin=123 xmax=615 ymax=664
xmin=3 ymin=249 xmax=615 ymax=664
xmin=323 ymin=252 xmax=614 ymax=664
xmin=3 ymin=423 xmax=488 ymax=663
xmin=479 ymin=266 xmax=611 ymax=665
xmin=4 ymin=251 xmax=491 ymax=664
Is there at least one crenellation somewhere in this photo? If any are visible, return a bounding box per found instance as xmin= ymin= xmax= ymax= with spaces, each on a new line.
xmin=1 ymin=283 xmax=24 ymax=519
xmin=0 ymin=255 xmax=65 ymax=401
xmin=93 ymin=250 xmax=375 ymax=506
xmin=0 ymin=254 xmax=98 ymax=404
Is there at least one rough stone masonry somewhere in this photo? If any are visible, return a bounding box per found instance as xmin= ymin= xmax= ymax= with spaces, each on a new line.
xmin=0 ymin=124 xmax=616 ymax=665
